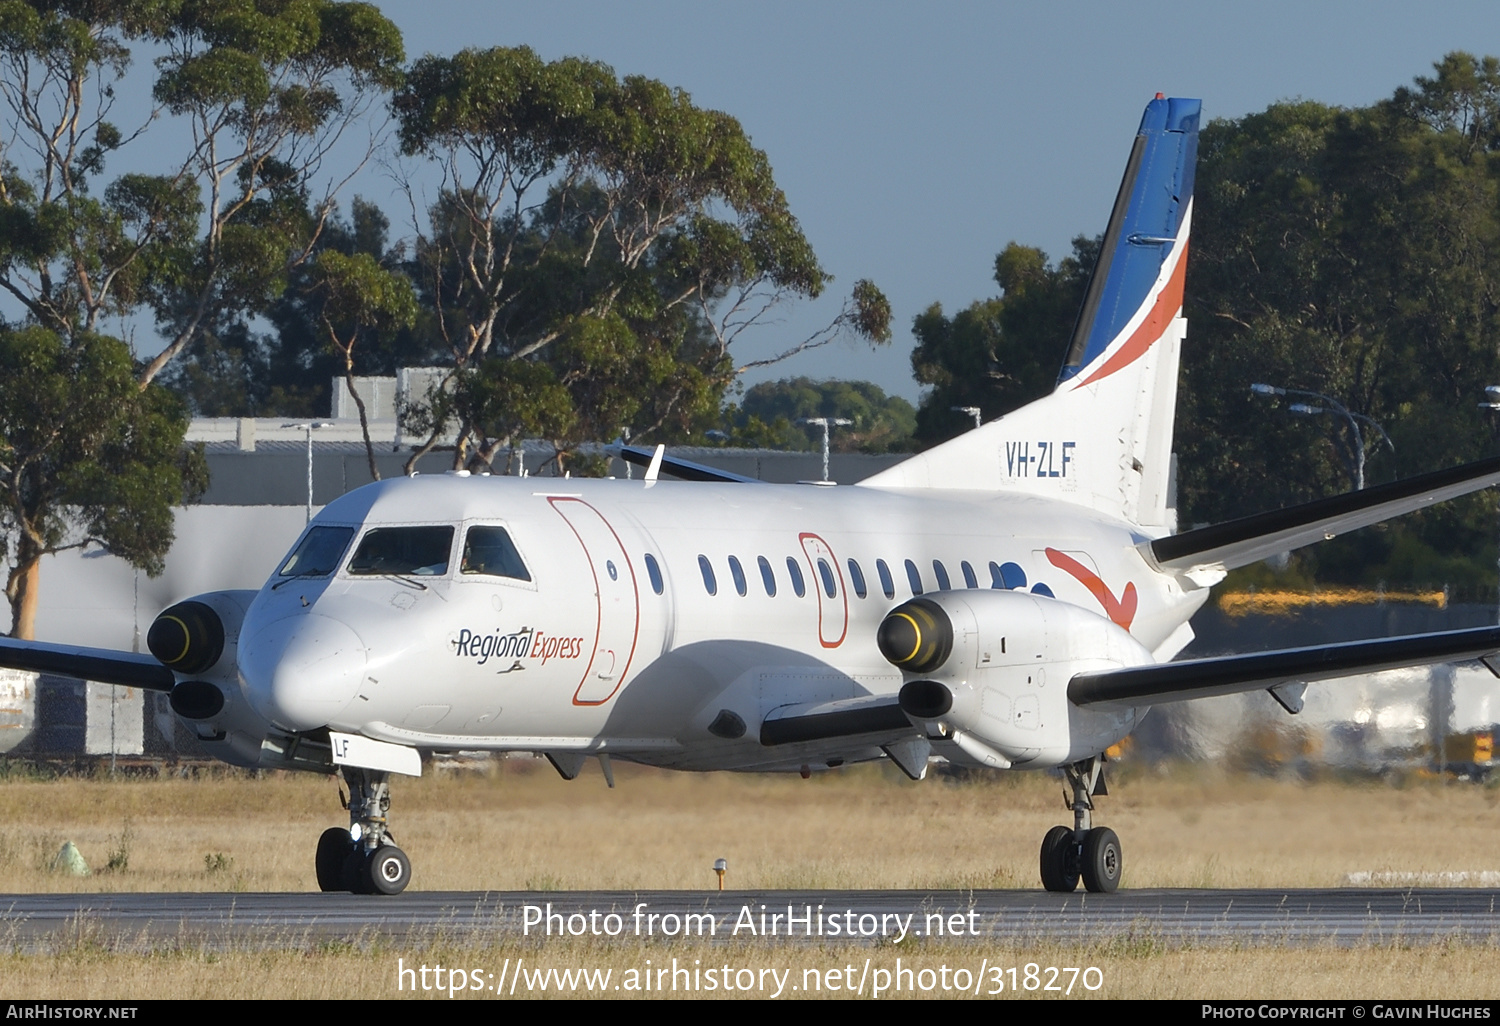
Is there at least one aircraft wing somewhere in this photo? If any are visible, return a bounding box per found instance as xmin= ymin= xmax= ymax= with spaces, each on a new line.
xmin=0 ymin=636 xmax=175 ymax=691
xmin=615 ymin=445 xmax=761 ymax=483
xmin=1148 ymin=455 xmax=1500 ymax=573
xmin=1068 ymin=625 xmax=1500 ymax=709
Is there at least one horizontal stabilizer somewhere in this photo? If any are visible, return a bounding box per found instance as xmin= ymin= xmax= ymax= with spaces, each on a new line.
xmin=615 ymin=445 xmax=760 ymax=484
xmin=1068 ymin=625 xmax=1500 ymax=708
xmin=1150 ymin=455 xmax=1500 ymax=573
xmin=0 ymin=636 xmax=174 ymax=691
xmin=759 ymin=694 xmax=912 ymax=746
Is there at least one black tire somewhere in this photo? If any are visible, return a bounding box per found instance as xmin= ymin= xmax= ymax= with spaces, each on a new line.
xmin=1080 ymin=827 xmax=1122 ymax=893
xmin=315 ymin=827 xmax=353 ymax=892
xmin=343 ymin=848 xmax=373 ymax=894
xmin=367 ymin=845 xmax=411 ymax=896
xmin=1039 ymin=825 xmax=1079 ymax=892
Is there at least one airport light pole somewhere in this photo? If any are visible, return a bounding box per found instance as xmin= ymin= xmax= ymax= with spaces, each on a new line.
xmin=1250 ymin=383 xmax=1392 ymax=490
xmin=798 ymin=417 xmax=851 ymax=483
xmin=951 ymin=406 xmax=983 ymax=431
xmin=282 ymin=421 xmax=331 ymax=522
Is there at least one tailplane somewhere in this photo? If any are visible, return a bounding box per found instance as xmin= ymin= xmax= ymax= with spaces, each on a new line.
xmin=861 ymin=95 xmax=1200 ymax=532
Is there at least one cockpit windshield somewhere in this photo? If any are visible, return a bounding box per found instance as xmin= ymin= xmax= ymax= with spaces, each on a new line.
xmin=277 ymin=526 xmax=355 ymax=578
xmin=347 ymin=526 xmax=455 ymax=577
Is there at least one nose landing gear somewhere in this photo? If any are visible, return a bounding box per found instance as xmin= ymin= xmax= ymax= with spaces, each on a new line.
xmin=1039 ymin=756 xmax=1121 ymax=893
xmin=316 ymin=767 xmax=411 ymax=895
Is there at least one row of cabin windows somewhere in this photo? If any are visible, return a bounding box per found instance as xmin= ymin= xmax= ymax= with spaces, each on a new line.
xmin=285 ymin=525 xmax=1052 ymax=604
xmin=633 ymin=553 xmax=1055 ymax=601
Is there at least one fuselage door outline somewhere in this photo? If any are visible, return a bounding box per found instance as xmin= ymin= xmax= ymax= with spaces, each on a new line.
xmin=798 ymin=531 xmax=848 ymax=649
xmin=548 ymin=497 xmax=642 ymax=705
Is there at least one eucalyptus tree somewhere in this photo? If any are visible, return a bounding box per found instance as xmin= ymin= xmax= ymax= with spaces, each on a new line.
xmin=306 ymin=247 xmax=417 ymax=479
xmin=390 ymin=46 xmax=890 ymax=472
xmin=0 ymin=0 xmax=403 ymax=635
xmin=714 ymin=376 xmax=916 ymax=454
xmin=909 ymin=239 xmax=1095 ymax=445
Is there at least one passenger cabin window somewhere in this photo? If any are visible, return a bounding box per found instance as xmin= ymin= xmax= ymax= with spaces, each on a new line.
xmin=728 ymin=555 xmax=748 ymax=596
xmin=905 ymin=559 xmax=923 ymax=595
xmin=278 ymin=526 xmax=354 ymax=578
xmin=758 ymin=556 xmax=777 ymax=596
xmin=876 ymin=559 xmax=895 ymax=599
xmin=992 ymin=560 xmax=1027 ymax=590
xmin=961 ymin=561 xmax=978 ymax=589
xmin=786 ymin=557 xmax=806 ymax=597
xmin=698 ymin=555 xmax=717 ymax=595
xmin=847 ymin=559 xmax=867 ymax=599
xmin=460 ymin=526 xmax=531 ymax=581
xmin=645 ymin=554 xmax=664 ymax=595
xmin=933 ymin=560 xmax=951 ymax=590
xmin=816 ymin=558 xmax=837 ymax=598
xmin=347 ymin=526 xmax=454 ymax=576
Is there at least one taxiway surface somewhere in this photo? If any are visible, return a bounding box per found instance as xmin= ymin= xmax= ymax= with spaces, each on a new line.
xmin=2 ymin=889 xmax=1498 ymax=950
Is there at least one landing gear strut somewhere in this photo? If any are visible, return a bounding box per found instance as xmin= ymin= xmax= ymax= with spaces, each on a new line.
xmin=1038 ymin=756 xmax=1121 ymax=893
xmin=316 ymin=767 xmax=411 ymax=895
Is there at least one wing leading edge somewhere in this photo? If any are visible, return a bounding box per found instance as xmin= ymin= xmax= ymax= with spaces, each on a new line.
xmin=0 ymin=636 xmax=174 ymax=691
xmin=1069 ymin=625 xmax=1500 ymax=709
xmin=1148 ymin=454 xmax=1500 ymax=574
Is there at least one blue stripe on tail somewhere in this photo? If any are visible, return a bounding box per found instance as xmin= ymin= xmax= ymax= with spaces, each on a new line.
xmin=1057 ymin=96 xmax=1200 ymax=385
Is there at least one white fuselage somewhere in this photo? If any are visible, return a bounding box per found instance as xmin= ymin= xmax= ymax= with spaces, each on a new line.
xmin=235 ymin=473 xmax=1210 ymax=772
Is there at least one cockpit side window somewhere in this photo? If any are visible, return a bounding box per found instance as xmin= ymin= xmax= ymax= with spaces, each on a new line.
xmin=347 ymin=526 xmax=455 ymax=576
xmin=460 ymin=526 xmax=531 ymax=581
xmin=278 ymin=526 xmax=354 ymax=578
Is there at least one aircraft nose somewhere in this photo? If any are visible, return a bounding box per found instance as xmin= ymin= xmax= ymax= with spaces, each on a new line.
xmin=240 ymin=613 xmax=367 ymax=731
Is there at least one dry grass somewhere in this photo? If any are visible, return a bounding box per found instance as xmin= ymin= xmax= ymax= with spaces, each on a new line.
xmin=2 ymin=759 xmax=1500 ymax=998
xmin=0 ymin=759 xmax=1495 ymax=892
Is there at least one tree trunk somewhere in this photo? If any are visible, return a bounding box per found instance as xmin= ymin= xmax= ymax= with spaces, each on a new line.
xmin=343 ymin=363 xmax=381 ymax=483
xmin=4 ymin=542 xmax=41 ymax=640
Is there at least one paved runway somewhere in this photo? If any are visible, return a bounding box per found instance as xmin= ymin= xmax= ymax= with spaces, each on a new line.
xmin=3 ymin=889 xmax=1499 ymax=950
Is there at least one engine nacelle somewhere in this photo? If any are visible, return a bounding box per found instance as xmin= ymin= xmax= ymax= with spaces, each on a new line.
xmin=878 ymin=590 xmax=1154 ymax=768
xmin=148 ymin=590 xmax=271 ymax=767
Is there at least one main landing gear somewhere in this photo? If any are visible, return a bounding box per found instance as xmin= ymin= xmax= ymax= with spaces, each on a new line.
xmin=1039 ymin=756 xmax=1121 ymax=894
xmin=316 ymin=767 xmax=411 ymax=895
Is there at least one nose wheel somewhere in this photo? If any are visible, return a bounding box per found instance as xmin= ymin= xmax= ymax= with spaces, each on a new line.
xmin=1039 ymin=757 xmax=1121 ymax=893
xmin=315 ymin=827 xmax=353 ymax=891
xmin=316 ymin=767 xmax=412 ymax=895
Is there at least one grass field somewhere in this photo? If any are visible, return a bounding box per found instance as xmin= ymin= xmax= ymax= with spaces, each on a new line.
xmin=0 ymin=758 xmax=1498 ymax=999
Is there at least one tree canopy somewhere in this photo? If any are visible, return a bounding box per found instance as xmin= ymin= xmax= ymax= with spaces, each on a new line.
xmin=0 ymin=325 xmax=206 ymax=637
xmin=389 ymin=46 xmax=890 ymax=473
xmin=909 ymin=238 xmax=1095 ymax=444
xmin=709 ymin=377 xmax=916 ymax=453
xmin=1178 ymin=54 xmax=1500 ymax=595
xmin=0 ymin=0 xmax=402 ymax=635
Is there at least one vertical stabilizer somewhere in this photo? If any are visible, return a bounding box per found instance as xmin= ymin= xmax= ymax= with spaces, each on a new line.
xmin=860 ymin=96 xmax=1200 ymax=532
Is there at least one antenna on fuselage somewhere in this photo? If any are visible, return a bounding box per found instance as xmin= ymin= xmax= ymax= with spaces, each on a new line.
xmin=644 ymin=444 xmax=665 ymax=484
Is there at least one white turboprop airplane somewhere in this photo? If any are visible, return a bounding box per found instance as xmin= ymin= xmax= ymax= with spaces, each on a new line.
xmin=6 ymin=95 xmax=1500 ymax=896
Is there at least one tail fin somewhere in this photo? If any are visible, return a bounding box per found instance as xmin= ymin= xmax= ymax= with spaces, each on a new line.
xmin=860 ymin=95 xmax=1200 ymax=531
